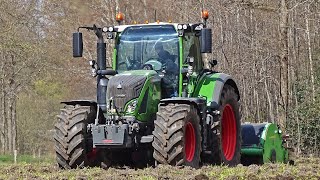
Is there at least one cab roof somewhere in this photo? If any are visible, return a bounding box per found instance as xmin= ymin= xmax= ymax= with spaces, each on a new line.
xmin=114 ymin=22 xmax=179 ymax=32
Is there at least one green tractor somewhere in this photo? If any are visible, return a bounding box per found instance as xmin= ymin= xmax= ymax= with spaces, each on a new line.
xmin=54 ymin=12 xmax=242 ymax=169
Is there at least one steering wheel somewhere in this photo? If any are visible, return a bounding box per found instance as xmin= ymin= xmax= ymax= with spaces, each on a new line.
xmin=142 ymin=64 xmax=153 ymax=70
xmin=142 ymin=59 xmax=163 ymax=71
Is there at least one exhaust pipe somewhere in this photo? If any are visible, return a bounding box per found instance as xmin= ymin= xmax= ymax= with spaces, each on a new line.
xmin=95 ymin=27 xmax=107 ymax=112
xmin=73 ymin=25 xmax=114 ymax=112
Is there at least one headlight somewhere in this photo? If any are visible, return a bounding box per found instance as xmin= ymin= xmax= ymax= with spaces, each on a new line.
xmin=127 ymin=99 xmax=138 ymax=113
xmin=102 ymin=27 xmax=108 ymax=32
xmin=183 ymin=24 xmax=188 ymax=30
xmin=177 ymin=24 xmax=183 ymax=30
xmin=108 ymin=26 xmax=114 ymax=32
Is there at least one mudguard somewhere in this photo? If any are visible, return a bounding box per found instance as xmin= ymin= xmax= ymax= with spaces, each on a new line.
xmin=193 ymin=72 xmax=240 ymax=110
xmin=61 ymin=100 xmax=97 ymax=107
xmin=159 ymin=97 xmax=206 ymax=114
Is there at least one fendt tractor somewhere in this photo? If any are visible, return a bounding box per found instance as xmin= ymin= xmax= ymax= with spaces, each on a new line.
xmin=54 ymin=11 xmax=291 ymax=169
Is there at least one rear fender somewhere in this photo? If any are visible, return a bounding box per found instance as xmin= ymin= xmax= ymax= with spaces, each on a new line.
xmin=193 ymin=73 xmax=240 ymax=110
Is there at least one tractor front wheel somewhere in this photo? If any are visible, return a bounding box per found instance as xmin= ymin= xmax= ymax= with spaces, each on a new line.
xmin=152 ymin=104 xmax=201 ymax=168
xmin=54 ymin=105 xmax=99 ymax=169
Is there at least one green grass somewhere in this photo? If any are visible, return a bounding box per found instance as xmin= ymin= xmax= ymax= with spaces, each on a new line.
xmin=0 ymin=154 xmax=54 ymax=164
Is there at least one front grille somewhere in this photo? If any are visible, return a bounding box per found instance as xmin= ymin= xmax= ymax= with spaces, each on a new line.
xmin=107 ymin=75 xmax=146 ymax=111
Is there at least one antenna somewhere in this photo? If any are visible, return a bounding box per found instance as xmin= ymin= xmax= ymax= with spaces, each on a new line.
xmin=154 ymin=10 xmax=157 ymax=22
xmin=201 ymin=0 xmax=204 ymax=15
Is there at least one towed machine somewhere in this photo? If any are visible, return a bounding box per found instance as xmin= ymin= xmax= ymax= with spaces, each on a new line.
xmin=54 ymin=11 xmax=291 ymax=168
xmin=241 ymin=123 xmax=294 ymax=165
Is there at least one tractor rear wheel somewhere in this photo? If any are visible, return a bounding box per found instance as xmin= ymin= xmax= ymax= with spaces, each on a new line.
xmin=152 ymin=104 xmax=201 ymax=168
xmin=54 ymin=104 xmax=99 ymax=169
xmin=211 ymin=84 xmax=241 ymax=166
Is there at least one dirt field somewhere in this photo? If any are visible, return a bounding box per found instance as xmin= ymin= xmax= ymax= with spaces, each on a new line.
xmin=0 ymin=158 xmax=319 ymax=180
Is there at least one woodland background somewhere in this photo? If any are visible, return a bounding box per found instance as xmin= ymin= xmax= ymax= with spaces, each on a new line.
xmin=0 ymin=0 xmax=319 ymax=157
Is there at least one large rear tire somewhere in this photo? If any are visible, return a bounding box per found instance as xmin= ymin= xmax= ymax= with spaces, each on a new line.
xmin=211 ymin=84 xmax=241 ymax=166
xmin=54 ymin=105 xmax=98 ymax=169
xmin=152 ymin=104 xmax=201 ymax=168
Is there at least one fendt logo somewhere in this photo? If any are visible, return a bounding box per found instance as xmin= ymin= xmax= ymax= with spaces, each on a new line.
xmin=115 ymin=94 xmax=126 ymax=98
xmin=117 ymin=82 xmax=123 ymax=89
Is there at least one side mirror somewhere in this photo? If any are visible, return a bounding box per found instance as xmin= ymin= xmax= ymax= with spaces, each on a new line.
xmin=200 ymin=28 xmax=212 ymax=53
xmin=73 ymin=32 xmax=83 ymax=57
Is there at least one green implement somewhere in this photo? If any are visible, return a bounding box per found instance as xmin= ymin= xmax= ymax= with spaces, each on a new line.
xmin=241 ymin=123 xmax=293 ymax=165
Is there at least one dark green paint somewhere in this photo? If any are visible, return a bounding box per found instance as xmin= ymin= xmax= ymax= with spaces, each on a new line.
xmin=241 ymin=148 xmax=263 ymax=156
xmin=112 ymin=70 xmax=161 ymax=122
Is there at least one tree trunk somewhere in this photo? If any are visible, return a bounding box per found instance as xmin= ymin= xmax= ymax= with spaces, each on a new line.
xmin=305 ymin=17 xmax=315 ymax=102
xmin=279 ymin=0 xmax=289 ymax=128
xmin=0 ymin=57 xmax=4 ymax=154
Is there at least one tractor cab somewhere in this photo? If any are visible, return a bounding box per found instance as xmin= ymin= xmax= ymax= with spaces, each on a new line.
xmin=115 ymin=25 xmax=179 ymax=73
xmin=111 ymin=22 xmax=209 ymax=99
xmin=114 ymin=24 xmax=180 ymax=98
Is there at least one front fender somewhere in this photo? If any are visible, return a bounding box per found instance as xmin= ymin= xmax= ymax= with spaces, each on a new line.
xmin=159 ymin=97 xmax=206 ymax=114
xmin=193 ymin=73 xmax=240 ymax=110
xmin=61 ymin=100 xmax=97 ymax=107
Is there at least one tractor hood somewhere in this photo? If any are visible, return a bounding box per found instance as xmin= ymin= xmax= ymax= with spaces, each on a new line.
xmin=106 ymin=70 xmax=161 ymax=121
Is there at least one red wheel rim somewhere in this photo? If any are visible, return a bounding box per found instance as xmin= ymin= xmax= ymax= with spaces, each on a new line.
xmin=87 ymin=147 xmax=97 ymax=160
xmin=221 ymin=104 xmax=237 ymax=161
xmin=185 ymin=122 xmax=196 ymax=162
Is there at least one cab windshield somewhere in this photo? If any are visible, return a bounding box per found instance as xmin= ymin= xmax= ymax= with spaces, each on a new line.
xmin=116 ymin=25 xmax=179 ymax=72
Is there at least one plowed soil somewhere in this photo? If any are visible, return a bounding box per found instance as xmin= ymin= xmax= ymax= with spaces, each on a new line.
xmin=0 ymin=158 xmax=319 ymax=180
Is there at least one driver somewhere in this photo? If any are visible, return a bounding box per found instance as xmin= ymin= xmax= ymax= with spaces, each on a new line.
xmin=154 ymin=43 xmax=179 ymax=98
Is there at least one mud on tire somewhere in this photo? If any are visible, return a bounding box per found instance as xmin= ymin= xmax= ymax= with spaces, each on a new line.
xmin=152 ymin=104 xmax=201 ymax=168
xmin=54 ymin=104 xmax=98 ymax=169
xmin=210 ymin=84 xmax=241 ymax=166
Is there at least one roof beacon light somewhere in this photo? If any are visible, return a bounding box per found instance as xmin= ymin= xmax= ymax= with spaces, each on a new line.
xmin=202 ymin=10 xmax=209 ymax=20
xmin=116 ymin=12 xmax=124 ymax=24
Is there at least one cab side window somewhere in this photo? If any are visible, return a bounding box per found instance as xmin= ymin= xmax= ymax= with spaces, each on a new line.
xmin=183 ymin=34 xmax=203 ymax=71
